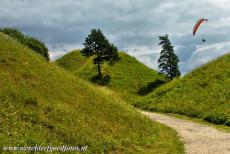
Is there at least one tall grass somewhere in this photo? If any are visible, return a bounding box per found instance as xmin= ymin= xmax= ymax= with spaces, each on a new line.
xmin=135 ymin=54 xmax=230 ymax=126
xmin=0 ymin=33 xmax=184 ymax=153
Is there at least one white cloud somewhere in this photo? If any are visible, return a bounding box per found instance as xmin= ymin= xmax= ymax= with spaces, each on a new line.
xmin=180 ymin=42 xmax=230 ymax=73
xmin=48 ymin=43 xmax=83 ymax=60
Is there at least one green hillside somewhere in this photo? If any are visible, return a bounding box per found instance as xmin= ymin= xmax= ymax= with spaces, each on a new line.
xmin=136 ymin=54 xmax=230 ymax=126
xmin=56 ymin=50 xmax=165 ymax=103
xmin=0 ymin=33 xmax=184 ymax=153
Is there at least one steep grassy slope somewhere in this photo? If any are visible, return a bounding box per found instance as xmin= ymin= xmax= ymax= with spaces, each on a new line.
xmin=0 ymin=33 xmax=184 ymax=153
xmin=136 ymin=54 xmax=230 ymax=126
xmin=56 ymin=50 xmax=165 ymax=103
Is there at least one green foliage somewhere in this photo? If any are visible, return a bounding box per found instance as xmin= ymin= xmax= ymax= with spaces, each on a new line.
xmin=158 ymin=34 xmax=180 ymax=80
xmin=56 ymin=50 xmax=165 ymax=103
xmin=136 ymin=53 xmax=230 ymax=126
xmin=0 ymin=28 xmax=49 ymax=60
xmin=24 ymin=36 xmax=49 ymax=61
xmin=204 ymin=111 xmax=228 ymax=125
xmin=91 ymin=74 xmax=111 ymax=86
xmin=0 ymin=28 xmax=25 ymax=43
xmin=81 ymin=29 xmax=119 ymax=79
xmin=0 ymin=33 xmax=184 ymax=153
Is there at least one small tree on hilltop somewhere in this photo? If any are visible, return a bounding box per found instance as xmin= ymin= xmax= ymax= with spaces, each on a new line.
xmin=158 ymin=34 xmax=181 ymax=80
xmin=81 ymin=29 xmax=119 ymax=80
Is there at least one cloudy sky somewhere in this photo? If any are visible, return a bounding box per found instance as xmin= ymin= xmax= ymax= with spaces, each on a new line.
xmin=1 ymin=0 xmax=230 ymax=74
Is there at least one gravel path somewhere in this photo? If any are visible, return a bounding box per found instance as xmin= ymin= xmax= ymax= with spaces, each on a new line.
xmin=141 ymin=111 xmax=230 ymax=154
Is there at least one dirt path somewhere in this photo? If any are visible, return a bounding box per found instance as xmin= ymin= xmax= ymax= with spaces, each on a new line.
xmin=141 ymin=111 xmax=230 ymax=154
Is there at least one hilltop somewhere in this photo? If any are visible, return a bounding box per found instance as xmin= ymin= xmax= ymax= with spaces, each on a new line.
xmin=56 ymin=50 xmax=165 ymax=103
xmin=0 ymin=33 xmax=184 ymax=153
xmin=136 ymin=53 xmax=230 ymax=126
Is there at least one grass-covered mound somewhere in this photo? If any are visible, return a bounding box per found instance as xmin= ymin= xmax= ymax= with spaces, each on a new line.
xmin=0 ymin=33 xmax=184 ymax=153
xmin=56 ymin=50 xmax=165 ymax=103
xmin=136 ymin=53 xmax=230 ymax=126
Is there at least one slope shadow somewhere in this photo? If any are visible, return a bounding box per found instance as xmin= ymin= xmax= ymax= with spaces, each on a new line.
xmin=137 ymin=79 xmax=166 ymax=96
xmin=91 ymin=75 xmax=111 ymax=86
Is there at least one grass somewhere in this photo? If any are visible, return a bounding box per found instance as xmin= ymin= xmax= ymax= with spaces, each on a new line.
xmin=135 ymin=53 xmax=230 ymax=126
xmin=0 ymin=33 xmax=184 ymax=153
xmin=164 ymin=113 xmax=230 ymax=133
xmin=56 ymin=50 xmax=165 ymax=104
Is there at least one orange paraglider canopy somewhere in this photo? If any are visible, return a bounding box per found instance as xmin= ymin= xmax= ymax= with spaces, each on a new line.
xmin=193 ymin=18 xmax=208 ymax=36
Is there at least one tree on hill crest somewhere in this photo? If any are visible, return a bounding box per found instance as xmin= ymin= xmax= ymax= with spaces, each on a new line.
xmin=81 ymin=29 xmax=119 ymax=80
xmin=158 ymin=34 xmax=180 ymax=80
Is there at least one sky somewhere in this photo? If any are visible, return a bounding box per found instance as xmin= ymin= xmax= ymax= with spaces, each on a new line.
xmin=0 ymin=0 xmax=230 ymax=74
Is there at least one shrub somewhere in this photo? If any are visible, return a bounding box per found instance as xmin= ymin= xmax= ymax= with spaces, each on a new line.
xmin=203 ymin=111 xmax=228 ymax=125
xmin=225 ymin=120 xmax=230 ymax=126
xmin=91 ymin=74 xmax=111 ymax=86
xmin=25 ymin=36 xmax=49 ymax=61
xmin=0 ymin=28 xmax=49 ymax=60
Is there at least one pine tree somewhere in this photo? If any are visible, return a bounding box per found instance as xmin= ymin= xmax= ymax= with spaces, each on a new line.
xmin=81 ymin=29 xmax=118 ymax=79
xmin=158 ymin=34 xmax=181 ymax=80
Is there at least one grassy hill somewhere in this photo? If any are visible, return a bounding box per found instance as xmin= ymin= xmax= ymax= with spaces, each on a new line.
xmin=135 ymin=54 xmax=230 ymax=126
xmin=0 ymin=33 xmax=184 ymax=153
xmin=56 ymin=50 xmax=165 ymax=103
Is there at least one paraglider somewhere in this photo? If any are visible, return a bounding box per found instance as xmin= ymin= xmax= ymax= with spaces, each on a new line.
xmin=202 ymin=38 xmax=206 ymax=42
xmin=193 ymin=18 xmax=208 ymax=42
xmin=193 ymin=18 xmax=208 ymax=35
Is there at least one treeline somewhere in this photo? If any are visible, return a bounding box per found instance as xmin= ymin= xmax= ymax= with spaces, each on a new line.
xmin=0 ymin=28 xmax=49 ymax=60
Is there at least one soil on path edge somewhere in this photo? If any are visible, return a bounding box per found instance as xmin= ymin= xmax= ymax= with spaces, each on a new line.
xmin=141 ymin=111 xmax=230 ymax=154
